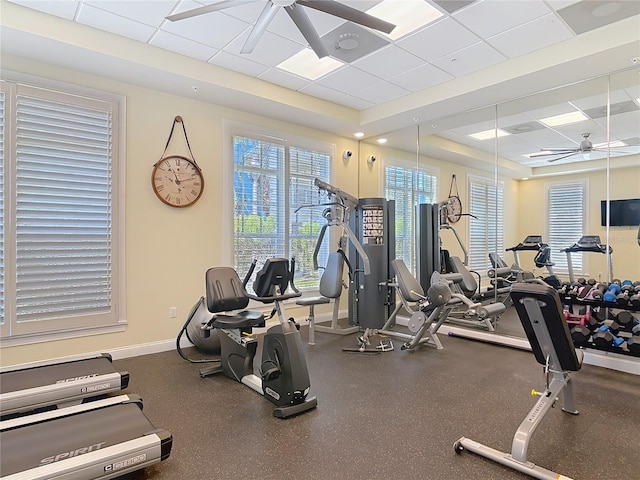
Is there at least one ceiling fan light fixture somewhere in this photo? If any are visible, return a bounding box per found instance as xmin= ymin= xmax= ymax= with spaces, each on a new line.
xmin=366 ymin=0 xmax=443 ymax=40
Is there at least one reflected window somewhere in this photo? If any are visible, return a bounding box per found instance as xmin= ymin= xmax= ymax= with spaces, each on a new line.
xmin=384 ymin=163 xmax=437 ymax=273
xmin=233 ymin=134 xmax=331 ymax=290
xmin=546 ymin=181 xmax=586 ymax=274
xmin=468 ymin=175 xmax=504 ymax=272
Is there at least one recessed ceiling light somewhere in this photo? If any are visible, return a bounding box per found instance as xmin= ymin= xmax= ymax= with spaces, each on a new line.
xmin=354 ymin=132 xmax=365 ymax=138
xmin=539 ymin=111 xmax=588 ymax=127
xmin=366 ymin=0 xmax=443 ymax=40
xmin=277 ymin=48 xmax=343 ymax=80
xmin=469 ymin=128 xmax=510 ymax=140
xmin=377 ymin=138 xmax=387 ymax=144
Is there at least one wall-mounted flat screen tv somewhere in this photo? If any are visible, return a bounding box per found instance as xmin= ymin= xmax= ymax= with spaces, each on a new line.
xmin=600 ymin=198 xmax=640 ymax=226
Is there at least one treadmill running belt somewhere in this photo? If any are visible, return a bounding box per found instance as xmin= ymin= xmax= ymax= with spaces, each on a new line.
xmin=1 ymin=403 xmax=157 ymax=476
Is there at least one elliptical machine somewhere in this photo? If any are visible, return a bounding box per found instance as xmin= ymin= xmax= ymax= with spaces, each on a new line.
xmin=177 ymin=257 xmax=317 ymax=418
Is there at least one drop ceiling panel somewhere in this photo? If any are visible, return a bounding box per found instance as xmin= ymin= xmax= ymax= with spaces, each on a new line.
xmin=396 ymin=17 xmax=480 ymax=62
xmin=209 ymin=50 xmax=270 ymax=77
xmin=9 ymin=0 xmax=77 ymax=19
xmin=77 ymin=4 xmax=156 ymax=42
xmin=85 ymin=0 xmax=175 ymax=26
xmin=430 ymin=41 xmax=505 ymax=77
xmin=352 ymin=45 xmax=424 ymax=78
xmin=225 ymin=30 xmax=305 ymax=65
xmin=487 ymin=13 xmax=574 ymax=58
xmin=162 ymin=11 xmax=250 ymax=49
xmin=352 ymin=80 xmax=411 ymax=104
xmin=150 ymin=30 xmax=218 ymax=61
xmin=388 ymin=62 xmax=453 ymax=92
xmin=300 ymin=82 xmax=374 ymax=110
xmin=316 ymin=65 xmax=381 ymax=95
xmin=258 ymin=67 xmax=312 ymax=91
xmin=557 ymin=0 xmax=640 ymax=34
xmin=453 ymin=0 xmax=552 ymax=38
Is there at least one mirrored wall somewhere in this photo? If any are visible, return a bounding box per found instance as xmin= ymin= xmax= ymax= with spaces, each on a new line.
xmin=372 ymin=67 xmax=640 ymax=345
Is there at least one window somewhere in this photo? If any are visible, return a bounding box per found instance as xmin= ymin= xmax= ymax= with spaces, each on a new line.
xmin=468 ymin=175 xmax=504 ymax=273
xmin=232 ymin=132 xmax=331 ymax=289
xmin=384 ymin=162 xmax=437 ymax=273
xmin=547 ymin=181 xmax=586 ymax=274
xmin=0 ymin=77 xmax=123 ymax=342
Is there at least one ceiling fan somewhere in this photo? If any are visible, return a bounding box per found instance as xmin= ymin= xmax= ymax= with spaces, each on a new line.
xmin=529 ymin=133 xmax=638 ymax=163
xmin=166 ymin=0 xmax=396 ymax=59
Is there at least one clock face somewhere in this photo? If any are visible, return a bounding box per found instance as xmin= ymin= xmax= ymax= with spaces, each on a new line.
xmin=152 ymin=155 xmax=204 ymax=207
xmin=447 ymin=195 xmax=462 ymax=223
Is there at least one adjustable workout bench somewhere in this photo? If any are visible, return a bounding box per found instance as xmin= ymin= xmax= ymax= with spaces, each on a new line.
xmin=454 ymin=282 xmax=582 ymax=480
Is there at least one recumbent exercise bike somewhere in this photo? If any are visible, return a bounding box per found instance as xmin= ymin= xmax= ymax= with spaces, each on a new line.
xmin=177 ymin=257 xmax=317 ymax=418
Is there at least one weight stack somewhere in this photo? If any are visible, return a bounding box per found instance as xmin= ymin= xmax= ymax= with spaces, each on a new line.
xmin=348 ymin=198 xmax=395 ymax=330
xmin=417 ymin=203 xmax=441 ymax=291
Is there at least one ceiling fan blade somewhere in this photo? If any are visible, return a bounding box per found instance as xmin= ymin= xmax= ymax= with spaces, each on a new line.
xmin=299 ymin=0 xmax=396 ymax=34
xmin=167 ymin=0 xmax=258 ymax=22
xmin=286 ymin=3 xmax=329 ymax=58
xmin=547 ymin=152 xmax=578 ymax=163
xmin=241 ymin=2 xmax=280 ymax=54
xmin=528 ymin=149 xmax=576 ymax=158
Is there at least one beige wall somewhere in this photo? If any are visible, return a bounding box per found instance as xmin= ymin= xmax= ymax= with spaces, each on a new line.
xmin=516 ymin=165 xmax=640 ymax=282
xmin=1 ymin=58 xmax=637 ymax=367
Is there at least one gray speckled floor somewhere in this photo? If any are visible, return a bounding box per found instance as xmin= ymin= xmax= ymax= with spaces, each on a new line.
xmin=115 ymin=322 xmax=640 ymax=480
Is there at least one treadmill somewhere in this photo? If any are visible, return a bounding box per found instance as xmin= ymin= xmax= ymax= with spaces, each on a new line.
xmin=1 ymin=394 xmax=172 ymax=479
xmin=1 ymin=353 xmax=129 ymax=418
xmin=561 ymin=235 xmax=613 ymax=282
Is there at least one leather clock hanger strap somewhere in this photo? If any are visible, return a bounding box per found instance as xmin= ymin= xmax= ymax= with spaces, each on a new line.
xmin=156 ymin=115 xmax=200 ymax=168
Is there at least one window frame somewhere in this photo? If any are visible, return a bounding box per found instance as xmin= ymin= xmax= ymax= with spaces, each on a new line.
xmin=223 ymin=121 xmax=334 ymax=293
xmin=0 ymin=72 xmax=126 ymax=345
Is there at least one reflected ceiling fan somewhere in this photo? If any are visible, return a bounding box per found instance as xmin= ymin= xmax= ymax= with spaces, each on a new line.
xmin=529 ymin=133 xmax=636 ymax=163
xmin=166 ymin=0 xmax=396 ymax=59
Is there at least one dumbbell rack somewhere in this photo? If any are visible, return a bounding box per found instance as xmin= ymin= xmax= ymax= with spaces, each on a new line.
xmin=559 ymin=294 xmax=640 ymax=358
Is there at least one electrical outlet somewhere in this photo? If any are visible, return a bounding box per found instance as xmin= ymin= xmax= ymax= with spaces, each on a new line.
xmin=169 ymin=307 xmax=177 ymax=318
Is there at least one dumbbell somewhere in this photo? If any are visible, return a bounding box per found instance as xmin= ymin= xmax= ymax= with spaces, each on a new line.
xmin=570 ymin=315 xmax=600 ymax=345
xmin=626 ymin=337 xmax=640 ymax=356
xmin=614 ymin=311 xmax=638 ymax=332
xmin=616 ymin=285 xmax=634 ymax=306
xmin=630 ymin=288 xmax=640 ymax=307
xmin=592 ymin=325 xmax=625 ymax=349
xmin=603 ymin=283 xmax=622 ymax=302
xmin=587 ymin=283 xmax=607 ymax=301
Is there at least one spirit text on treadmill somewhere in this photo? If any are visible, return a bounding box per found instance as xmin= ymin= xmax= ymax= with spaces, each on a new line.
xmin=40 ymin=442 xmax=106 ymax=464
xmin=55 ymin=374 xmax=99 ymax=383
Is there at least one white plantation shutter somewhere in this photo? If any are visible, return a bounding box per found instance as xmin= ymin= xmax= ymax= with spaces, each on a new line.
xmin=468 ymin=176 xmax=504 ymax=273
xmin=547 ymin=181 xmax=585 ymax=273
xmin=233 ymin=134 xmax=330 ymax=289
xmin=385 ymin=164 xmax=437 ymax=273
xmin=1 ymin=80 xmax=122 ymax=340
xmin=0 ymin=88 xmax=5 ymax=327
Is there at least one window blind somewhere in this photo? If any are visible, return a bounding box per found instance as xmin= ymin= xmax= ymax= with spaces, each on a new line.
xmin=233 ymin=135 xmax=330 ymax=289
xmin=0 ymin=89 xmax=5 ymax=325
xmin=15 ymin=91 xmax=113 ymax=323
xmin=468 ymin=176 xmax=504 ymax=272
xmin=547 ymin=182 xmax=585 ymax=273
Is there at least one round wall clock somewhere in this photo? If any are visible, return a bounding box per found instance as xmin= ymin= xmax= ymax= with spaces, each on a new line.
xmin=151 ymin=154 xmax=204 ymax=208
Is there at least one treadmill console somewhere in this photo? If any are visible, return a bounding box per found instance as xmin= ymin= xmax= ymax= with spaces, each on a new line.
xmin=576 ymin=235 xmax=601 ymax=248
xmin=507 ymin=235 xmax=545 ymax=251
